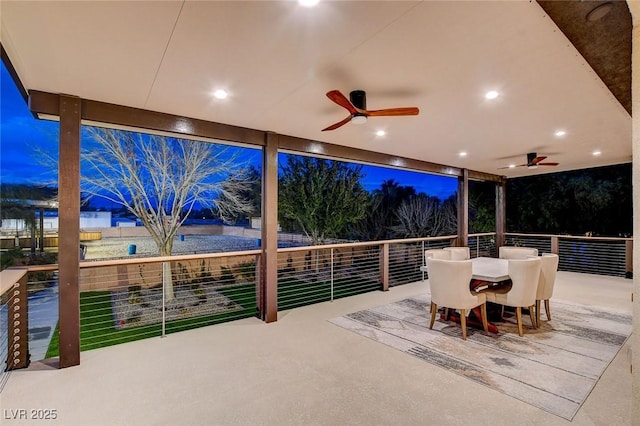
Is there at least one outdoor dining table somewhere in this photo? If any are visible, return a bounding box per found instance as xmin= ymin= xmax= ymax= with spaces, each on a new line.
xmin=470 ymin=257 xmax=509 ymax=283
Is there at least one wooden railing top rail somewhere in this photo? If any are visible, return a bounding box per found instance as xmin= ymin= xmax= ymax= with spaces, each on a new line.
xmin=506 ymin=232 xmax=632 ymax=242
xmin=277 ymin=235 xmax=457 ymax=253
xmin=0 ymin=268 xmax=28 ymax=296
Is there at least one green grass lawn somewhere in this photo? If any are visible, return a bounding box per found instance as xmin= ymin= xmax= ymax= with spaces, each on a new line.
xmin=45 ymin=273 xmax=382 ymax=358
xmin=46 ymin=284 xmax=256 ymax=358
xmin=277 ymin=275 xmax=380 ymax=311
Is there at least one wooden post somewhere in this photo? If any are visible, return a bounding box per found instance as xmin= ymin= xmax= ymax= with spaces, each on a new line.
xmin=39 ymin=207 xmax=45 ymax=253
xmin=57 ymin=95 xmax=81 ymax=368
xmin=551 ymin=236 xmax=559 ymax=255
xmin=260 ymin=133 xmax=278 ymax=322
xmin=626 ymin=239 xmax=633 ymax=278
xmin=495 ymin=177 xmax=506 ymax=251
xmin=380 ymin=243 xmax=389 ymax=291
xmin=457 ymin=169 xmax=469 ymax=247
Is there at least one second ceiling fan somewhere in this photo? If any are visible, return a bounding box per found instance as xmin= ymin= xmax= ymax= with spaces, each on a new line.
xmin=322 ymin=89 xmax=419 ymax=131
xmin=501 ymin=152 xmax=559 ymax=169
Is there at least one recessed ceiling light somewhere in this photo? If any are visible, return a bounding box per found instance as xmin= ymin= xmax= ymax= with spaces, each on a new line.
xmin=554 ymin=130 xmax=566 ymax=137
xmin=459 ymin=151 xmax=468 ymax=157
xmin=592 ymin=150 xmax=602 ymax=156
xmin=485 ymin=90 xmax=499 ymax=100
xmin=213 ymin=89 xmax=228 ymax=100
xmin=376 ymin=130 xmax=386 ymax=137
xmin=508 ymin=164 xmax=516 ymax=169
xmin=298 ymin=0 xmax=319 ymax=7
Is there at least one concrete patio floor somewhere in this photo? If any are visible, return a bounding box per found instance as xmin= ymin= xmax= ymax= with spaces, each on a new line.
xmin=2 ymin=271 xmax=633 ymax=425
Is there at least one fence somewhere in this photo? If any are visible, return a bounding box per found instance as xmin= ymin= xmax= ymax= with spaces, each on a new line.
xmin=0 ymin=232 xmax=633 ymax=384
xmin=505 ymin=233 xmax=632 ymax=278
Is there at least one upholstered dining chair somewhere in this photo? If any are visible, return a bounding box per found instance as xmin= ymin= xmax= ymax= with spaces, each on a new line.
xmin=484 ymin=257 xmax=541 ymax=336
xmin=535 ymin=253 xmax=559 ymax=326
xmin=420 ymin=249 xmax=450 ymax=281
xmin=499 ymin=246 xmax=539 ymax=259
xmin=443 ymin=246 xmax=470 ymax=260
xmin=427 ymin=258 xmax=488 ymax=340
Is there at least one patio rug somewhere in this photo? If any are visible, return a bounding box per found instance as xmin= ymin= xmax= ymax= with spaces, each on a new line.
xmin=329 ymin=294 xmax=631 ymax=420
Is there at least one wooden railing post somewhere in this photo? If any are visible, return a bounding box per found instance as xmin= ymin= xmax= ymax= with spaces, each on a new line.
xmin=380 ymin=243 xmax=389 ymax=291
xmin=626 ymin=239 xmax=633 ymax=278
xmin=551 ymin=236 xmax=559 ymax=255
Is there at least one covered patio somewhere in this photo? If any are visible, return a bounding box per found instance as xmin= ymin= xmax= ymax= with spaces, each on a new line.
xmin=1 ymin=1 xmax=638 ymax=423
xmin=2 ymin=271 xmax=633 ymax=424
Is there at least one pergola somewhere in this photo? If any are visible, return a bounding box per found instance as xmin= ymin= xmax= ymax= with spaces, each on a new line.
xmin=1 ymin=0 xmax=638 ymax=418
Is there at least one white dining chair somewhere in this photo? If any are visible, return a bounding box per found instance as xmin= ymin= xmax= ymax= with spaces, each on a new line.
xmin=499 ymin=246 xmax=539 ymax=259
xmin=484 ymin=257 xmax=541 ymax=336
xmin=535 ymin=253 xmax=559 ymax=326
xmin=421 ymin=249 xmax=451 ymax=281
xmin=427 ymin=258 xmax=488 ymax=340
xmin=443 ymin=246 xmax=470 ymax=260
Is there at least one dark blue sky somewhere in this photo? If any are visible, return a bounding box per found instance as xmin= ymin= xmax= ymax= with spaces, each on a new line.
xmin=1 ymin=62 xmax=456 ymax=199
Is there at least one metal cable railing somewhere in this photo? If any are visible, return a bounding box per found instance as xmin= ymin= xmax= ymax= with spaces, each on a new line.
xmin=276 ymin=244 xmax=382 ymax=310
xmin=504 ymin=234 xmax=552 ymax=254
xmin=2 ymin=232 xmax=632 ymax=373
xmin=557 ymin=238 xmax=628 ymax=277
xmin=467 ymin=233 xmax=497 ymax=258
xmin=27 ymin=273 xmax=59 ymax=363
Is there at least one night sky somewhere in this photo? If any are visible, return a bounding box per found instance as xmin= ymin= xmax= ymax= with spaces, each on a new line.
xmin=1 ymin=62 xmax=456 ymax=200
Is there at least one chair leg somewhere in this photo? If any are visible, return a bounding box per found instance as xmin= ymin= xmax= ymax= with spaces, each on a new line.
xmin=480 ymin=303 xmax=488 ymax=333
xmin=544 ymin=299 xmax=551 ymax=321
xmin=515 ymin=307 xmax=523 ymax=337
xmin=535 ymin=300 xmax=541 ymax=327
xmin=430 ymin=302 xmax=437 ymax=329
xmin=460 ymin=309 xmax=467 ymax=340
xmin=528 ymin=305 xmax=536 ymax=330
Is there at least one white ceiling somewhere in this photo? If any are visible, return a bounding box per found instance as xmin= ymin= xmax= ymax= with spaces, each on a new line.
xmin=0 ymin=0 xmax=632 ymax=178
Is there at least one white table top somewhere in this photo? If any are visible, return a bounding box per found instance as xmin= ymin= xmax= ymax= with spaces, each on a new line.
xmin=471 ymin=257 xmax=509 ymax=282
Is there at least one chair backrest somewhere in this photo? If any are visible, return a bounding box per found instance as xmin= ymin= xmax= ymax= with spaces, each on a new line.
xmin=536 ymin=253 xmax=559 ymax=300
xmin=504 ymin=257 xmax=541 ymax=307
xmin=427 ymin=258 xmax=477 ymax=309
xmin=499 ymin=246 xmax=539 ymax=259
xmin=443 ymin=246 xmax=470 ymax=260
xmin=424 ymin=249 xmax=451 ymax=264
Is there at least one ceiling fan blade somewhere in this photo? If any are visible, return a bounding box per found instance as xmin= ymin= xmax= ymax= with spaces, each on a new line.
xmin=326 ymin=90 xmax=358 ymax=114
xmin=538 ymin=162 xmax=559 ymax=166
xmin=497 ymin=163 xmax=527 ymax=169
xmin=365 ymin=107 xmax=419 ymax=117
xmin=322 ymin=115 xmax=352 ymax=131
xmin=529 ymin=156 xmax=547 ymax=165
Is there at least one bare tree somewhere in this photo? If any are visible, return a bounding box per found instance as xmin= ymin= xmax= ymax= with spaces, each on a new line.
xmin=82 ymin=127 xmax=255 ymax=300
xmin=391 ymin=194 xmax=457 ymax=238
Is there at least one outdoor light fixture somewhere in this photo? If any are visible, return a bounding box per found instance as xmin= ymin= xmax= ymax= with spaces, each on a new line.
xmin=485 ymin=90 xmax=499 ymax=100
xmin=213 ymin=89 xmax=228 ymax=100
xmin=299 ymin=0 xmax=319 ymax=7
xmin=351 ymin=115 xmax=367 ymax=125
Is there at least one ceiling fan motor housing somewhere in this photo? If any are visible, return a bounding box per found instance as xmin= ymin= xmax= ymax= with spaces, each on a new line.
xmin=350 ymin=90 xmax=367 ymax=110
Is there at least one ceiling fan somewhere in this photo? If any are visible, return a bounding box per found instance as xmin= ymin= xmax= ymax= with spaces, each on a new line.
xmin=500 ymin=152 xmax=559 ymax=169
xmin=322 ymin=89 xmax=419 ymax=131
